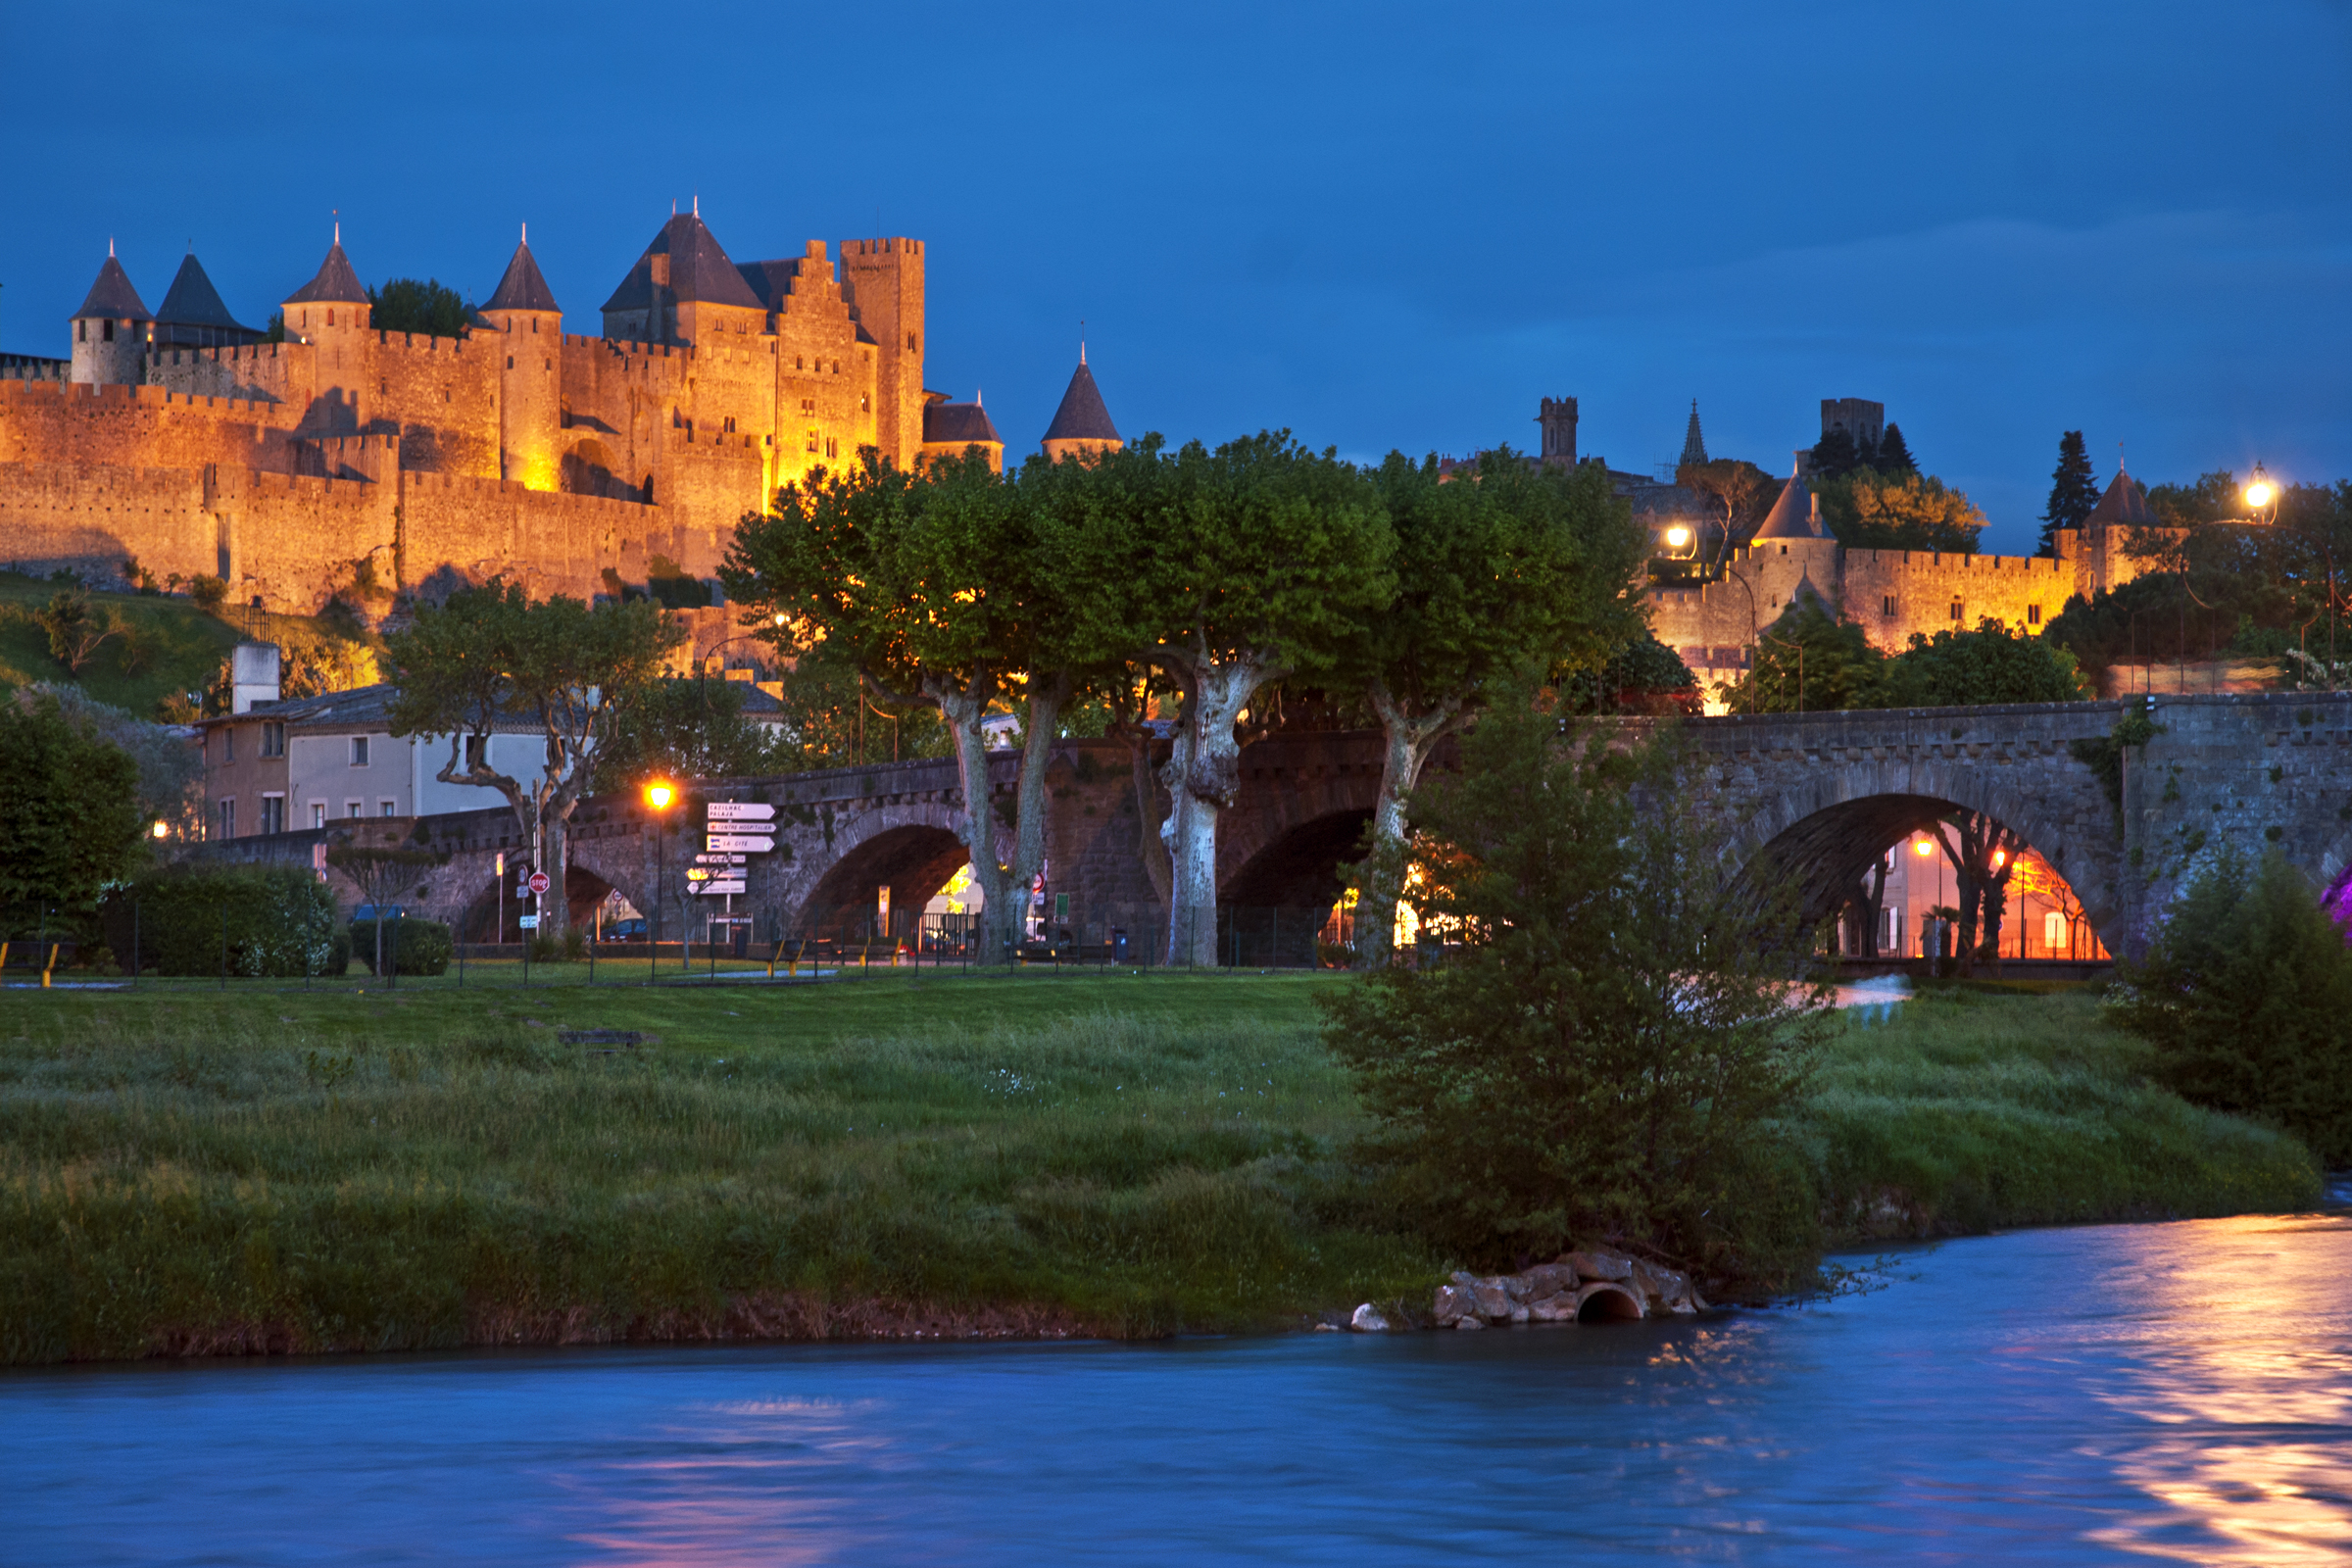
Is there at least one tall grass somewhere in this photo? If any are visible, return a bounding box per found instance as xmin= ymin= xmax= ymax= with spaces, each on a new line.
xmin=1810 ymin=986 xmax=2321 ymax=1236
xmin=0 ymin=984 xmax=1436 ymax=1362
xmin=0 ymin=976 xmax=2324 ymax=1363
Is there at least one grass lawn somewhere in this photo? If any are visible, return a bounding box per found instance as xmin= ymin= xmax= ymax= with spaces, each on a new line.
xmin=0 ymin=972 xmax=2321 ymax=1363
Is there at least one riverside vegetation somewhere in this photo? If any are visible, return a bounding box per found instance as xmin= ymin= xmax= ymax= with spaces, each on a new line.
xmin=0 ymin=972 xmax=2317 ymax=1364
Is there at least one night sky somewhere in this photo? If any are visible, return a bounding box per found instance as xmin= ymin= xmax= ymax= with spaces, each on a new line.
xmin=4 ymin=1 xmax=2344 ymax=555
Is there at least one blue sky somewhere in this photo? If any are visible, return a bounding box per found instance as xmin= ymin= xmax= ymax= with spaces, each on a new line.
xmin=3 ymin=0 xmax=2345 ymax=554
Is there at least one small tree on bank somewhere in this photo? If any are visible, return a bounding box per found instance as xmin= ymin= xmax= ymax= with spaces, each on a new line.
xmin=1320 ymin=688 xmax=1832 ymax=1287
xmin=384 ymin=581 xmax=682 ymax=939
xmin=2111 ymin=847 xmax=2352 ymax=1165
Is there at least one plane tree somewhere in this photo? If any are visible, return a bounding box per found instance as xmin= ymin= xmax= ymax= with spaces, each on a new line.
xmin=383 ymin=580 xmax=682 ymax=937
xmin=1338 ymin=449 xmax=1645 ymax=965
xmin=1045 ymin=433 xmax=1394 ymax=966
xmin=721 ymin=450 xmax=1085 ymax=956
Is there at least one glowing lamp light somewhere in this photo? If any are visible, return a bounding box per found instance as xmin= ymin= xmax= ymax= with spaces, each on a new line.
xmin=1913 ymin=839 xmax=1935 ymax=858
xmin=644 ymin=780 xmax=675 ymax=811
xmin=151 ymin=820 xmax=170 ymax=839
xmin=1663 ymin=525 xmax=1691 ymax=551
xmin=2245 ymin=479 xmax=2277 ymax=510
xmin=1992 ymin=849 xmax=2008 ymax=869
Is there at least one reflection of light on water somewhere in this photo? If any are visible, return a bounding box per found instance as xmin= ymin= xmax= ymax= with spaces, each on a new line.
xmin=555 ymin=1397 xmax=899 ymax=1566
xmin=2080 ymin=1215 xmax=2352 ymax=1564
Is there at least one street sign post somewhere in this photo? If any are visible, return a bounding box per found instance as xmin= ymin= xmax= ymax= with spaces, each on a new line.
xmin=708 ymin=803 xmax=776 ymax=821
xmin=526 ymin=870 xmax=552 ymax=896
xmin=693 ymin=879 xmax=747 ymax=896
xmin=707 ymin=834 xmax=775 ymax=854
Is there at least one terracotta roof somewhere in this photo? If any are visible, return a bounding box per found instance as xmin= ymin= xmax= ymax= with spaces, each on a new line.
xmin=285 ymin=241 xmax=368 ymax=306
xmin=72 ymin=255 xmax=151 ymax=321
xmin=2083 ymin=468 xmax=2156 ymax=527
xmin=1042 ymin=359 xmax=1120 ymax=444
xmin=601 ymin=213 xmax=766 ymax=315
xmin=154 ymin=253 xmax=250 ymax=332
xmin=1750 ymin=474 xmax=1824 ymax=540
xmin=483 ymin=240 xmax=560 ymax=314
xmin=924 ymin=399 xmax=1003 ymax=446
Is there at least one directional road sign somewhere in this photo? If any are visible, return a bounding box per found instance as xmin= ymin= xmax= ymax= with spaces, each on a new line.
xmin=693 ymin=879 xmax=747 ymax=896
xmin=694 ymin=853 xmax=747 ymax=865
xmin=526 ymin=870 xmax=552 ymax=896
xmin=707 ymin=834 xmax=775 ymax=854
xmin=708 ymin=803 xmax=776 ymax=821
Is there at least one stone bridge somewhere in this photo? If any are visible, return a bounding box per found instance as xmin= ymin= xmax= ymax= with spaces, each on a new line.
xmin=191 ymin=693 xmax=2352 ymax=959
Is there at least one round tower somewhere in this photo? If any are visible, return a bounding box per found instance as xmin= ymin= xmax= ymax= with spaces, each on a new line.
xmin=282 ymin=227 xmax=372 ymax=431
xmin=68 ymin=245 xmax=152 ymax=386
xmin=480 ymin=228 xmax=564 ymax=490
xmin=1040 ymin=344 xmax=1123 ymax=462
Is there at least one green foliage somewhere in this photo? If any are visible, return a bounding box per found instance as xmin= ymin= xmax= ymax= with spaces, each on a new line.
xmin=0 ymin=693 xmax=145 ymax=919
xmin=2146 ymin=469 xmax=2244 ymax=528
xmin=187 ymin=575 xmax=227 ymax=610
xmin=752 ymin=641 xmax=953 ymax=771
xmin=1559 ymin=624 xmax=1699 ymax=714
xmin=113 ymin=865 xmax=339 ymax=978
xmin=644 ymin=554 xmax=710 ymax=609
xmin=1320 ymin=689 xmax=1833 ymax=1286
xmin=1715 ymin=602 xmax=1888 ymax=712
xmin=350 ymin=918 xmax=451 ymax=977
xmin=366 ymin=277 xmax=472 ymax=339
xmin=588 ymin=674 xmax=788 ymax=791
xmin=1883 ymin=616 xmax=2089 ymax=707
xmin=20 ymin=684 xmax=201 ymax=835
xmin=1815 ymin=467 xmax=1985 ymax=554
xmin=1675 ymin=458 xmax=1779 ymax=564
xmin=2044 ymin=571 xmax=2294 ymax=678
xmin=2068 ymin=701 xmax=2164 ymax=815
xmin=2110 ymin=847 xmax=2352 ymax=1163
xmin=1875 ymin=422 xmax=1916 ymax=474
xmin=2037 ymin=430 xmax=2100 ymax=557
xmin=32 ymin=589 xmax=121 ymax=672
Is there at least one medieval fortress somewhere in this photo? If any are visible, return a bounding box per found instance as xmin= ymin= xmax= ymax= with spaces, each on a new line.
xmin=0 ymin=213 xmax=1122 ymax=617
xmin=1533 ymin=395 xmax=2172 ymax=691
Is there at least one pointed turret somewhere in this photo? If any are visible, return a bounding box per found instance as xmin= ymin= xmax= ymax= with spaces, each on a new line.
xmin=920 ymin=388 xmax=1005 ymax=472
xmin=600 ymin=209 xmax=764 ymax=344
xmin=483 ymin=233 xmax=561 ymax=316
xmin=283 ymin=230 xmax=369 ymax=338
xmin=1041 ymin=346 xmax=1122 ymax=461
xmin=2082 ymin=466 xmax=2156 ymax=528
xmin=154 ymin=252 xmax=262 ymax=350
xmin=70 ymin=248 xmax=151 ymax=384
xmin=1751 ymin=461 xmax=1825 ymax=542
xmin=1679 ymin=399 xmax=1708 ymax=467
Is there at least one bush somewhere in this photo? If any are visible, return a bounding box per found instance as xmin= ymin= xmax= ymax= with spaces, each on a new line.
xmin=1319 ymin=689 xmax=1834 ymax=1290
xmin=2108 ymin=847 xmax=2352 ymax=1163
xmin=349 ymin=917 xmax=452 ymax=977
xmin=109 ymin=866 xmax=339 ymax=978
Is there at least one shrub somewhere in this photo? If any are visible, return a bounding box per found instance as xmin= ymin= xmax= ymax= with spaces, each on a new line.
xmin=1320 ymin=688 xmax=1834 ymax=1289
xmin=349 ymin=918 xmax=452 ymax=977
xmin=110 ymin=866 xmax=339 ymax=978
xmin=2108 ymin=847 xmax=2352 ymax=1163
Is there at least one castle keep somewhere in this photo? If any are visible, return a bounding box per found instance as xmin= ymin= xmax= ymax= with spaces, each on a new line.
xmin=0 ymin=214 xmax=1094 ymax=614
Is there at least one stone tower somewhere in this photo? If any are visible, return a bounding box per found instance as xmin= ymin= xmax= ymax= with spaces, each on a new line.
xmin=152 ymin=252 xmax=262 ymax=352
xmin=480 ymin=230 xmax=563 ymax=491
xmin=69 ymin=246 xmax=151 ymax=386
xmin=1679 ymin=399 xmax=1708 ymax=467
xmin=1536 ymin=395 xmax=1577 ymax=466
xmin=1041 ymin=345 xmax=1122 ymax=462
xmin=840 ymin=238 xmax=926 ymax=469
xmin=1820 ymin=397 xmax=1885 ymax=450
xmin=283 ymin=231 xmax=371 ymax=435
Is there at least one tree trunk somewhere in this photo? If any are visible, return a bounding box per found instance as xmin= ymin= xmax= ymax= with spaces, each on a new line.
xmin=1008 ymin=671 xmax=1072 ymax=937
xmin=1355 ymin=682 xmax=1464 ymax=969
xmin=1158 ymin=658 xmax=1272 ymax=967
xmin=1121 ymin=726 xmax=1172 ymax=908
xmin=930 ymin=680 xmax=1019 ymax=958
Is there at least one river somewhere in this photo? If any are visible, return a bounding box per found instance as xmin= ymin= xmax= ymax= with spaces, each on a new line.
xmin=7 ymin=1212 xmax=2349 ymax=1565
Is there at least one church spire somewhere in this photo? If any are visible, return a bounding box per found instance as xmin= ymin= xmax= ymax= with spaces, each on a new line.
xmin=1679 ymin=399 xmax=1708 ymax=467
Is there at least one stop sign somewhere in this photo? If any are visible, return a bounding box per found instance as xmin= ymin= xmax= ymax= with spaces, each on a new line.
xmin=526 ymin=871 xmax=552 ymax=896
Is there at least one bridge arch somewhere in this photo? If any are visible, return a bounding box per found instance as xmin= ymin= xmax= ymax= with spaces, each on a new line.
xmin=1219 ymin=808 xmax=1372 ymax=908
xmin=1716 ymin=759 xmax=2123 ymax=952
xmin=789 ymin=808 xmax=975 ymax=937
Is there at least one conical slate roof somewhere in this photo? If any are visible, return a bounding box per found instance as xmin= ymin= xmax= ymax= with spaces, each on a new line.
xmin=1679 ymin=399 xmax=1707 ymax=466
xmin=154 ymin=253 xmax=250 ymax=332
xmin=601 ymin=212 xmax=765 ymax=313
xmin=2083 ymin=467 xmax=2156 ymax=527
xmin=1750 ymin=472 xmax=1823 ymax=540
xmin=286 ymin=239 xmax=368 ymax=305
xmin=73 ymin=254 xmax=151 ymax=321
xmin=1042 ymin=357 xmax=1120 ymax=444
xmin=924 ymin=395 xmax=1002 ymax=447
xmin=484 ymin=238 xmax=560 ymax=314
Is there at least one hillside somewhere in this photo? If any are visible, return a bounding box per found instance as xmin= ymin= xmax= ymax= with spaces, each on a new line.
xmin=0 ymin=571 xmax=379 ymax=719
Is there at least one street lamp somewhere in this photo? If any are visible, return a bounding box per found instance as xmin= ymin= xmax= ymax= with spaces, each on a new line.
xmin=151 ymin=820 xmax=169 ymax=840
xmin=644 ymin=778 xmax=675 ymax=975
xmin=2244 ymin=463 xmax=2279 ymax=524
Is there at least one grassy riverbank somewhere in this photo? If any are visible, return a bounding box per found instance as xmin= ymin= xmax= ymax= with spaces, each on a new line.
xmin=0 ymin=975 xmax=2321 ymax=1362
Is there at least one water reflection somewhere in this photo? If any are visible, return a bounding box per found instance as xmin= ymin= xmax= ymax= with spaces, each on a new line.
xmin=6 ymin=1215 xmax=2351 ymax=1565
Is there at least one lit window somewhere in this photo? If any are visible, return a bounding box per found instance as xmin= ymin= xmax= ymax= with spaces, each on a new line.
xmin=2028 ymin=604 xmax=2042 ymax=626
xmin=1949 ymin=601 xmax=1964 ymax=621
xmin=807 ymin=429 xmax=819 ymax=453
xmin=1883 ymin=596 xmax=1896 ymax=616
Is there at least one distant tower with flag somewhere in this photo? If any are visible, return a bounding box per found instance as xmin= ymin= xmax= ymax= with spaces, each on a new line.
xmin=1041 ymin=336 xmax=1122 ymax=462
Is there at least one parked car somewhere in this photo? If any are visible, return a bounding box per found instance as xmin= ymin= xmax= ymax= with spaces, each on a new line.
xmin=351 ymin=905 xmax=406 ymax=924
xmin=603 ymin=917 xmax=650 ymax=942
